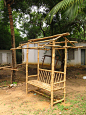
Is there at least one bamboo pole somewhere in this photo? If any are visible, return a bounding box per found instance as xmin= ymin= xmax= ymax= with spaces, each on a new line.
xmin=64 ymin=37 xmax=75 ymax=47
xmin=28 ymin=32 xmax=70 ymax=42
xmin=37 ymin=43 xmax=39 ymax=80
xmin=26 ymin=43 xmax=29 ymax=94
xmin=50 ymin=41 xmax=78 ymax=44
xmin=51 ymin=40 xmax=55 ymax=107
xmin=28 ymin=75 xmax=37 ymax=78
xmin=64 ymin=39 xmax=67 ymax=103
xmin=11 ymin=70 xmax=13 ymax=84
xmin=11 ymin=47 xmax=50 ymax=50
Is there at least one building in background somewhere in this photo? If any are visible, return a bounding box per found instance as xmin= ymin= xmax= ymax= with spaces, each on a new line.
xmin=0 ymin=50 xmax=12 ymax=64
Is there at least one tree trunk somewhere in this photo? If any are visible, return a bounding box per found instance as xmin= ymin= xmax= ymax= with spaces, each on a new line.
xmin=7 ymin=4 xmax=16 ymax=82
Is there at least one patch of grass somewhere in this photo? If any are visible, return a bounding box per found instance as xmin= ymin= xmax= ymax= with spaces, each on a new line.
xmin=57 ymin=94 xmax=86 ymax=115
xmin=77 ymin=72 xmax=80 ymax=75
xmin=33 ymin=109 xmax=40 ymax=115
xmin=13 ymin=82 xmax=17 ymax=85
xmin=57 ymin=103 xmax=64 ymax=111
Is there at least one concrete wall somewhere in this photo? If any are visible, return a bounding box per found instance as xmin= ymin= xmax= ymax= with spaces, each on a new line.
xmin=22 ymin=43 xmax=51 ymax=65
xmin=0 ymin=50 xmax=12 ymax=64
xmin=22 ymin=42 xmax=86 ymax=67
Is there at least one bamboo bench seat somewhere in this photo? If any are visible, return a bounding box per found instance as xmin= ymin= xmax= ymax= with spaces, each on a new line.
xmin=28 ymin=80 xmax=64 ymax=92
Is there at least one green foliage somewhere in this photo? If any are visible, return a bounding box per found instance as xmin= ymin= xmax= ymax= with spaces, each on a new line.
xmin=0 ymin=0 xmax=4 ymax=10
xmin=46 ymin=0 xmax=84 ymax=23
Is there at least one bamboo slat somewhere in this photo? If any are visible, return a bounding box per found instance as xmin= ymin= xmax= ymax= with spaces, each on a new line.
xmin=27 ymin=80 xmax=64 ymax=91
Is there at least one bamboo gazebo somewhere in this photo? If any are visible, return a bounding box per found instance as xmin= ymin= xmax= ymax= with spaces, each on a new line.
xmin=11 ymin=32 xmax=82 ymax=107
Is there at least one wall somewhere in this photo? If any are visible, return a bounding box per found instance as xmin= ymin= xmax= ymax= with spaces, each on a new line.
xmin=0 ymin=50 xmax=12 ymax=64
xmin=22 ymin=42 xmax=86 ymax=67
xmin=22 ymin=43 xmax=51 ymax=65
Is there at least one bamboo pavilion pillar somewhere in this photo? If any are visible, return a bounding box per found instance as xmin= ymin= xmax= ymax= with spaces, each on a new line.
xmin=64 ymin=39 xmax=67 ymax=103
xmin=37 ymin=43 xmax=39 ymax=80
xmin=26 ymin=43 xmax=29 ymax=94
xmin=51 ymin=40 xmax=55 ymax=107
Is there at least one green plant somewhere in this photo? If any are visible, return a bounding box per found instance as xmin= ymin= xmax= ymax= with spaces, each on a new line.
xmin=13 ymin=82 xmax=17 ymax=85
xmin=57 ymin=103 xmax=64 ymax=111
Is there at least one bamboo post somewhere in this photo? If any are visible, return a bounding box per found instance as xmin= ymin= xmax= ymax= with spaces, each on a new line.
xmin=37 ymin=43 xmax=39 ymax=80
xmin=26 ymin=43 xmax=29 ymax=94
xmin=11 ymin=70 xmax=13 ymax=84
xmin=51 ymin=40 xmax=55 ymax=107
xmin=64 ymin=39 xmax=67 ymax=103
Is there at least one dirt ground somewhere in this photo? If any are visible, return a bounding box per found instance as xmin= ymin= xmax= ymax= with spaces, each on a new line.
xmin=0 ymin=65 xmax=86 ymax=115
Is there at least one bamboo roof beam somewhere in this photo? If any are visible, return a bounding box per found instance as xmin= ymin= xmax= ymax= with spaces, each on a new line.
xmin=28 ymin=32 xmax=70 ymax=42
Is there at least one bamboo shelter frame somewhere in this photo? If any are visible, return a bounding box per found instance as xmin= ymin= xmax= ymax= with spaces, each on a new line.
xmin=11 ymin=32 xmax=83 ymax=107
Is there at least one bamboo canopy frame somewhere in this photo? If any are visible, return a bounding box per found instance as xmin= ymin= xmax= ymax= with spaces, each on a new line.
xmin=11 ymin=32 xmax=83 ymax=107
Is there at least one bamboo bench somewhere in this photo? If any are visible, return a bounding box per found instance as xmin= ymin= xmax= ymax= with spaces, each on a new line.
xmin=28 ymin=68 xmax=65 ymax=93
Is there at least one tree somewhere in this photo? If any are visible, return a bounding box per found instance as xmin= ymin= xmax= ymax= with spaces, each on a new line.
xmin=46 ymin=0 xmax=85 ymax=23
xmin=0 ymin=0 xmax=16 ymax=81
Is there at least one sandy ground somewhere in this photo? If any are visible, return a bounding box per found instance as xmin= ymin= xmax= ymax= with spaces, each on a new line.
xmin=0 ymin=65 xmax=86 ymax=115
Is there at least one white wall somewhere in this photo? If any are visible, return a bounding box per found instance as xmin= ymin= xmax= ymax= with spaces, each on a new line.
xmin=0 ymin=50 xmax=12 ymax=64
xmin=67 ymin=42 xmax=86 ymax=66
xmin=22 ymin=43 xmax=51 ymax=65
xmin=22 ymin=42 xmax=86 ymax=66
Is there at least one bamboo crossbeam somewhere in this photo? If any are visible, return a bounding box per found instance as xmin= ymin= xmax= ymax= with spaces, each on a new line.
xmin=50 ymin=41 xmax=78 ymax=44
xmin=44 ymin=45 xmax=62 ymax=47
xmin=39 ymin=68 xmax=51 ymax=72
xmin=54 ymin=71 xmax=64 ymax=74
xmin=20 ymin=40 xmax=77 ymax=47
xmin=32 ymin=90 xmax=50 ymax=98
xmin=0 ymin=66 xmax=11 ymax=69
xmin=54 ymin=80 xmax=65 ymax=85
xmin=0 ymin=66 xmax=18 ymax=71
xmin=10 ymin=47 xmax=50 ymax=50
xmin=28 ymin=32 xmax=70 ymax=42
xmin=34 ymin=39 xmax=53 ymax=43
xmin=53 ymin=98 xmax=64 ymax=104
xmin=63 ymin=46 xmax=83 ymax=48
xmin=55 ymin=46 xmax=83 ymax=50
xmin=28 ymin=75 xmax=37 ymax=77
xmin=11 ymin=68 xmax=18 ymax=71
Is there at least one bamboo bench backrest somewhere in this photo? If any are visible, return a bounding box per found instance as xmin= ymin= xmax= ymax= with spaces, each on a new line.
xmin=39 ymin=69 xmax=64 ymax=84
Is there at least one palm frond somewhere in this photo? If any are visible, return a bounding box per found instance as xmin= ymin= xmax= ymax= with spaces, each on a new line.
xmin=45 ymin=0 xmax=84 ymax=23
